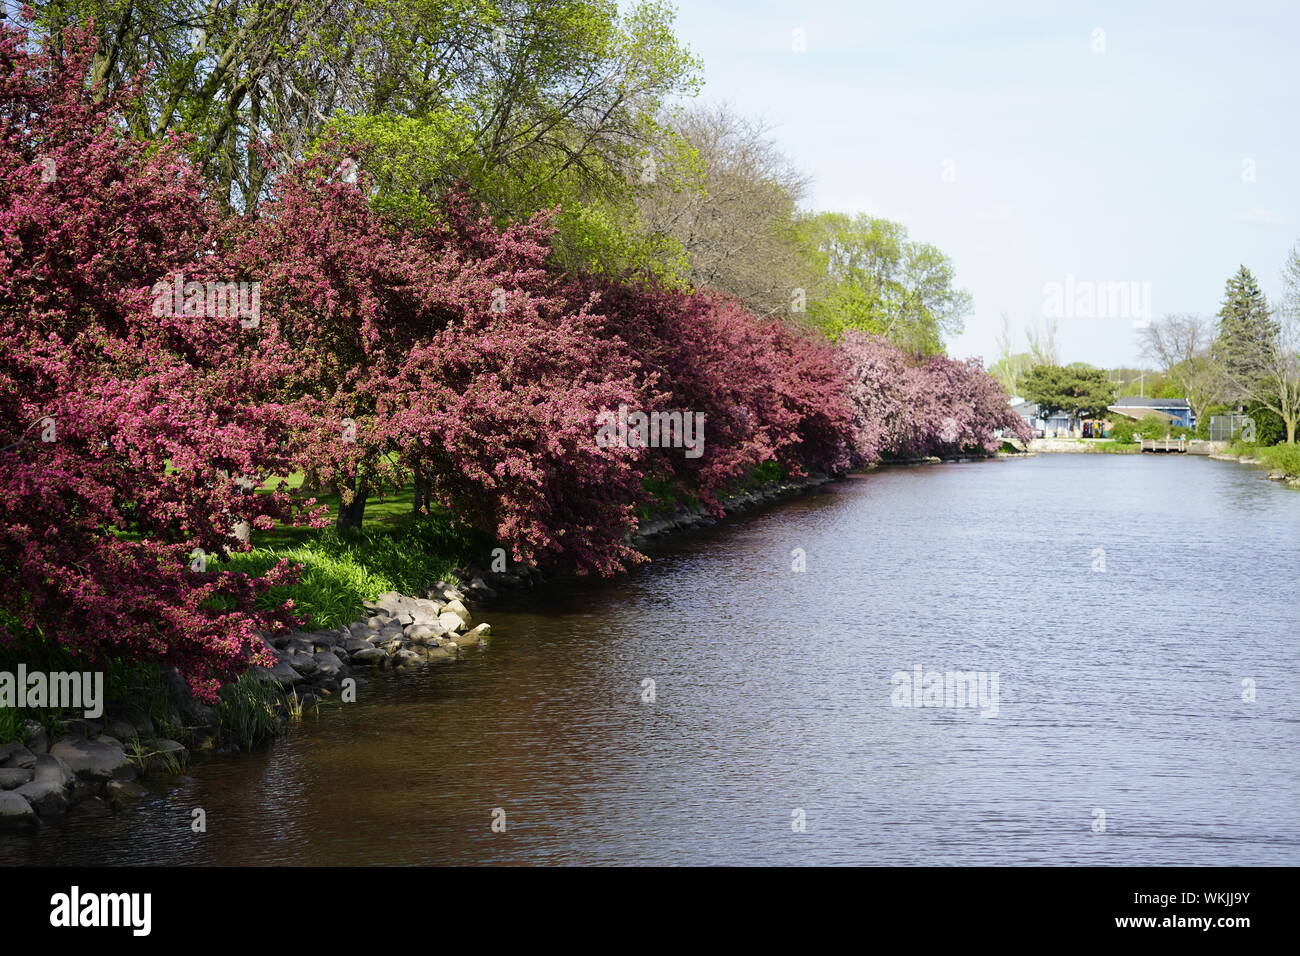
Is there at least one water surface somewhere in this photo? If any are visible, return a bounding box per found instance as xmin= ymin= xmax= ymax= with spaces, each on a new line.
xmin=4 ymin=454 xmax=1298 ymax=865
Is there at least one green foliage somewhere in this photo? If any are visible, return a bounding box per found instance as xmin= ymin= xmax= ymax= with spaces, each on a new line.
xmin=1021 ymin=364 xmax=1116 ymax=422
xmin=800 ymin=212 xmax=972 ymax=354
xmin=1215 ymin=265 xmax=1279 ymax=391
xmin=216 ymin=511 xmax=472 ymax=629
xmin=1244 ymin=403 xmax=1287 ymax=446
xmin=1107 ymin=418 xmax=1138 ymax=443
xmin=212 ymin=673 xmax=287 ymax=749
xmin=1227 ymin=441 xmax=1300 ymax=476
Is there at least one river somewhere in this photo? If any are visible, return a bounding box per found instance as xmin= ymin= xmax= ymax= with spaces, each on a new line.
xmin=4 ymin=454 xmax=1298 ymax=866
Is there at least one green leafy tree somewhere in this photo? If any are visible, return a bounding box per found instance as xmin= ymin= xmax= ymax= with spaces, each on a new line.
xmin=1021 ymin=364 xmax=1116 ymax=433
xmin=800 ymin=212 xmax=972 ymax=354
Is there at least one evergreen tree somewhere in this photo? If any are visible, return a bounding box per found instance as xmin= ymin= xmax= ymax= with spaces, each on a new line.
xmin=1215 ymin=266 xmax=1278 ymax=396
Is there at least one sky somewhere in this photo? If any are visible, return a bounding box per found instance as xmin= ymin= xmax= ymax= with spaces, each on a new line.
xmin=668 ymin=0 xmax=1300 ymax=367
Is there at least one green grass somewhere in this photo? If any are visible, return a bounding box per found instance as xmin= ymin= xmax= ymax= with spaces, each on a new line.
xmin=1226 ymin=441 xmax=1300 ymax=476
xmin=1 ymin=480 xmax=473 ymax=745
xmin=217 ymin=487 xmax=474 ymax=629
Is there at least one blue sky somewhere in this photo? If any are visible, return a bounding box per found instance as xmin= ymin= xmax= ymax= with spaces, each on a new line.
xmin=669 ymin=0 xmax=1300 ymax=366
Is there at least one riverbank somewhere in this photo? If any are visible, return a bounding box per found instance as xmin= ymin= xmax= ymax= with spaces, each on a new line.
xmin=1211 ymin=442 xmax=1300 ymax=488
xmin=0 ymin=465 xmax=853 ymax=833
xmin=0 ymin=579 xmax=495 ymax=830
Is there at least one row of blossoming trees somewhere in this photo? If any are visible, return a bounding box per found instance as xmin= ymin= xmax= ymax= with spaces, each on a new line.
xmin=0 ymin=28 xmax=1030 ymax=699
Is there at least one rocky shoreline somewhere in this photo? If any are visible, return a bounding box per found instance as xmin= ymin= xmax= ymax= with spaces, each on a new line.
xmin=1210 ymin=452 xmax=1300 ymax=488
xmin=0 ymin=581 xmax=492 ymax=832
xmin=0 ymin=469 xmax=854 ymax=833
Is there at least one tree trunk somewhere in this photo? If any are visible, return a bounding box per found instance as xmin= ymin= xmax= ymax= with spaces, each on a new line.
xmin=336 ymin=480 xmax=369 ymax=531
xmin=412 ymin=467 xmax=428 ymax=515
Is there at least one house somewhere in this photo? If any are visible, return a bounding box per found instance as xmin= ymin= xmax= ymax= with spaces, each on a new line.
xmin=1107 ymin=397 xmax=1194 ymax=429
xmin=1010 ymin=399 xmax=1071 ymax=437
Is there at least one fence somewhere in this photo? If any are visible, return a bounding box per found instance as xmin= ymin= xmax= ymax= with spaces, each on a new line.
xmin=1208 ymin=414 xmax=1254 ymax=442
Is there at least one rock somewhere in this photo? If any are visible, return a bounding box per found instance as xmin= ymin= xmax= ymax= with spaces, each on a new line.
xmin=391 ymin=648 xmax=423 ymax=669
xmin=423 ymin=646 xmax=456 ymax=663
xmin=31 ymin=753 xmax=75 ymax=789
xmin=0 ymin=768 xmax=33 ymax=790
xmin=307 ymin=630 xmax=341 ymax=649
xmin=438 ymin=612 xmax=468 ymax=633
xmin=404 ymin=624 xmax=437 ymax=642
xmin=56 ymin=717 xmax=101 ymax=738
xmin=16 ymin=780 xmax=69 ymax=816
xmin=104 ymin=718 xmax=140 ymax=741
xmin=442 ymin=586 xmax=465 ymax=602
xmin=1 ymin=744 xmax=36 ymax=769
xmin=0 ymin=791 xmax=38 ymax=831
xmin=366 ymin=615 xmax=387 ymax=630
xmin=285 ymin=651 xmax=319 ymax=676
xmin=105 ymin=780 xmax=148 ymax=809
xmin=70 ymin=780 xmax=99 ymax=801
xmin=343 ymin=636 xmax=374 ymax=654
xmin=467 ymin=576 xmax=498 ymax=598
xmin=442 ymin=599 xmax=471 ymax=622
xmin=268 ymin=631 xmax=294 ymax=649
xmin=313 ymin=651 xmax=346 ymax=677
xmin=21 ymin=720 xmax=49 ymax=755
xmin=349 ymin=647 xmax=388 ymax=666
xmin=105 ymin=703 xmax=155 ymax=738
xmin=49 ymin=737 xmax=130 ymax=780
xmin=136 ymin=739 xmax=189 ymax=774
xmin=67 ymin=796 xmax=111 ymax=819
xmin=250 ymin=660 xmax=306 ymax=687
xmin=461 ymin=623 xmax=491 ymax=642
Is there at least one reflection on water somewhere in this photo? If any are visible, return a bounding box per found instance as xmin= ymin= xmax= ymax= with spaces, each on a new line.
xmin=4 ymin=455 xmax=1298 ymax=865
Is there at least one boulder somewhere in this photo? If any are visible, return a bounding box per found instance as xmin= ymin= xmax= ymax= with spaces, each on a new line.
xmin=21 ymin=720 xmax=49 ymax=755
xmin=442 ymin=599 xmax=472 ymax=622
xmin=349 ymin=647 xmax=388 ymax=666
xmin=438 ymin=612 xmax=467 ymax=633
xmin=250 ymin=660 xmax=306 ymax=687
xmin=104 ymin=779 xmax=148 ymax=809
xmin=49 ymin=736 xmax=130 ymax=781
xmin=343 ymin=636 xmax=374 ymax=654
xmin=0 ymin=791 xmax=38 ymax=831
xmin=404 ymin=624 xmax=437 ymax=642
xmin=0 ymin=744 xmax=36 ymax=769
xmin=0 ymin=768 xmax=33 ymax=790
xmin=104 ymin=718 xmax=140 ymax=741
xmin=285 ymin=651 xmax=319 ymax=676
xmin=31 ymin=753 xmax=75 ymax=789
xmin=16 ymin=780 xmax=69 ymax=817
xmin=391 ymin=648 xmax=423 ymax=669
xmin=313 ymin=651 xmax=346 ymax=677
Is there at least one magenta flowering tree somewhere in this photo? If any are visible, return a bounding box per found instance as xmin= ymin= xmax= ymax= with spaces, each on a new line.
xmin=0 ymin=24 xmax=307 ymax=699
xmin=838 ymin=331 xmax=1029 ymax=463
xmin=580 ymin=282 xmax=855 ymax=510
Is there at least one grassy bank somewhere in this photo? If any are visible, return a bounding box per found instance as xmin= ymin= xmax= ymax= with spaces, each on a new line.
xmin=1225 ymin=441 xmax=1300 ymax=477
